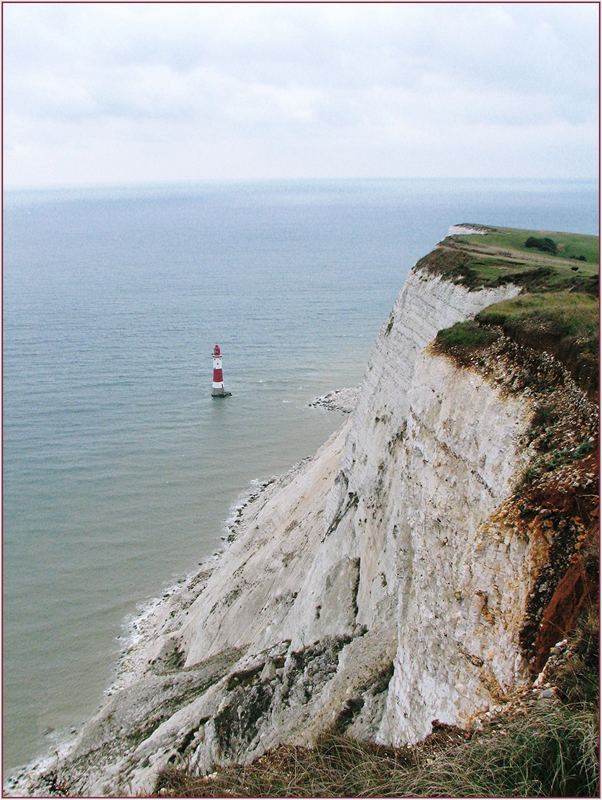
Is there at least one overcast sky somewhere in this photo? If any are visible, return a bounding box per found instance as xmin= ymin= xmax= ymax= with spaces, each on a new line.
xmin=4 ymin=3 xmax=598 ymax=188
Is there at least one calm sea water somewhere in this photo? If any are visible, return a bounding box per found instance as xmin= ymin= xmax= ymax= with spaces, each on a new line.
xmin=4 ymin=178 xmax=598 ymax=771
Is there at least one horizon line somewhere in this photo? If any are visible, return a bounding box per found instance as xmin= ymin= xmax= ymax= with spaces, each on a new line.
xmin=5 ymin=175 xmax=599 ymax=193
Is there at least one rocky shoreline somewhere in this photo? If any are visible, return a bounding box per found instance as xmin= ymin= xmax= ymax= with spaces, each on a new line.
xmin=7 ymin=389 xmax=337 ymax=794
xmin=308 ymin=386 xmax=358 ymax=415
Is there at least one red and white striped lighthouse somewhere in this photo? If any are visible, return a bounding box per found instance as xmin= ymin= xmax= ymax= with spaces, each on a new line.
xmin=211 ymin=344 xmax=231 ymax=397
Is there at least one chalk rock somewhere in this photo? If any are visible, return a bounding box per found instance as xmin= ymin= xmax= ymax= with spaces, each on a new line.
xmin=11 ymin=264 xmax=547 ymax=798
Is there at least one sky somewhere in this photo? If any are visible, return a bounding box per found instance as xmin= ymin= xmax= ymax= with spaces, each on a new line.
xmin=4 ymin=2 xmax=599 ymax=188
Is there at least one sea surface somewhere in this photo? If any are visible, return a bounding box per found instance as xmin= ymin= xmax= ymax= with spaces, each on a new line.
xmin=3 ymin=178 xmax=598 ymax=771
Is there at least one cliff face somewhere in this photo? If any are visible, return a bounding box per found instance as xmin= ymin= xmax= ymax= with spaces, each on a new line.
xmin=14 ymin=253 xmax=590 ymax=797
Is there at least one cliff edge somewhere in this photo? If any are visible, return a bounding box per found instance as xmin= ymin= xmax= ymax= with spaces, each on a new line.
xmin=11 ymin=225 xmax=598 ymax=797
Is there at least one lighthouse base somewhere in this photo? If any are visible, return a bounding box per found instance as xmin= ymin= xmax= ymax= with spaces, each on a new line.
xmin=212 ymin=388 xmax=232 ymax=398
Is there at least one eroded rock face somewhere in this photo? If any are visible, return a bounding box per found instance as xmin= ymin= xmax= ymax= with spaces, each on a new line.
xmin=11 ymin=267 xmax=555 ymax=797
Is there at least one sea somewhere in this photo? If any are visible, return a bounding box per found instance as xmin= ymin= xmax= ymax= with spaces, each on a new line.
xmin=3 ymin=178 xmax=598 ymax=772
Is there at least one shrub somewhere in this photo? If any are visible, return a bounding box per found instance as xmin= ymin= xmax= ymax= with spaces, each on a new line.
xmin=525 ymin=236 xmax=559 ymax=255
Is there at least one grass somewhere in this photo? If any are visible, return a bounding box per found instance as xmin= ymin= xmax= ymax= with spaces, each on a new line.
xmin=425 ymin=226 xmax=599 ymax=393
xmin=554 ymin=606 xmax=599 ymax=706
xmin=419 ymin=225 xmax=598 ymax=293
xmin=416 ymin=249 xmax=596 ymax=294
xmin=157 ymin=608 xmax=600 ymax=796
xmin=433 ymin=320 xmax=499 ymax=360
xmin=476 ymin=291 xmax=598 ymax=338
xmin=455 ymin=225 xmax=599 ymax=267
xmin=475 ymin=291 xmax=598 ymax=393
xmin=157 ymin=702 xmax=599 ymax=797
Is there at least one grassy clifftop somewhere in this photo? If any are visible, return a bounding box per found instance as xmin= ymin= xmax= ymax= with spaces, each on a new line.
xmin=451 ymin=225 xmax=598 ymax=268
xmin=431 ymin=225 xmax=599 ymax=395
xmin=419 ymin=224 xmax=598 ymax=293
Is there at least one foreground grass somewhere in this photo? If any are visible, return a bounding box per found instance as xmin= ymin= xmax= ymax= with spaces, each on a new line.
xmin=158 ymin=608 xmax=599 ymax=796
xmin=157 ymin=701 xmax=598 ymax=797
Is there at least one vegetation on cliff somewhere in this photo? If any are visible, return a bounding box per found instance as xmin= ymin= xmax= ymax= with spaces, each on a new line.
xmin=418 ymin=225 xmax=598 ymax=295
xmin=432 ymin=226 xmax=598 ymax=394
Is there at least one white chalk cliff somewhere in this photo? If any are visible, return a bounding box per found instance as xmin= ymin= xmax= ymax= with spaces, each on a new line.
xmin=16 ymin=252 xmax=558 ymax=797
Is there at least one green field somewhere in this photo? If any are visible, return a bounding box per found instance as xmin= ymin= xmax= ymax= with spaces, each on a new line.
xmin=454 ymin=225 xmax=599 ymax=269
xmin=419 ymin=225 xmax=599 ymax=293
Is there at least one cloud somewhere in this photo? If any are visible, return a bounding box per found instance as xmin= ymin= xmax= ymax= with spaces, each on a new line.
xmin=4 ymin=3 xmax=598 ymax=187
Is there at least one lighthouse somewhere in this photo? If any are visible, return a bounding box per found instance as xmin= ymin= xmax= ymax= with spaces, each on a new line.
xmin=211 ymin=344 xmax=231 ymax=397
